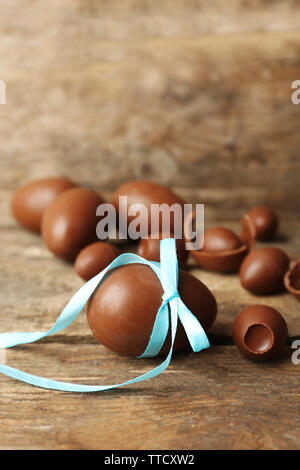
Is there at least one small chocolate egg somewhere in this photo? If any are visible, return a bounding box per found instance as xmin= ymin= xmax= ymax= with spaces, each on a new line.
xmin=190 ymin=227 xmax=248 ymax=273
xmin=284 ymin=260 xmax=300 ymax=302
xmin=111 ymin=180 xmax=185 ymax=238
xmin=11 ymin=177 xmax=76 ymax=232
xmin=240 ymin=206 xmax=278 ymax=245
xmin=87 ymin=264 xmax=217 ymax=357
xmin=239 ymin=247 xmax=289 ymax=295
xmin=233 ymin=305 xmax=288 ymax=361
xmin=75 ymin=241 xmax=122 ymax=281
xmin=137 ymin=233 xmax=188 ymax=268
xmin=41 ymin=187 xmax=105 ymax=261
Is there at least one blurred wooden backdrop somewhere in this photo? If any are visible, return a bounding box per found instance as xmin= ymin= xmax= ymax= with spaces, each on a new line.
xmin=1 ymin=0 xmax=300 ymax=218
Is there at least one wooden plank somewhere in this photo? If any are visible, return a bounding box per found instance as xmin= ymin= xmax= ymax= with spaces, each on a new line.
xmin=2 ymin=0 xmax=300 ymax=37
xmin=0 ymin=343 xmax=298 ymax=450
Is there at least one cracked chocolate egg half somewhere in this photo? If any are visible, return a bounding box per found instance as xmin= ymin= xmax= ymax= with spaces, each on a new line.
xmin=284 ymin=259 xmax=300 ymax=302
xmin=233 ymin=305 xmax=288 ymax=361
xmin=188 ymin=226 xmax=248 ymax=273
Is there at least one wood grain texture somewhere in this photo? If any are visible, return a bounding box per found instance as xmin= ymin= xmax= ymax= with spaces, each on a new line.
xmin=0 ymin=344 xmax=298 ymax=450
xmin=1 ymin=186 xmax=300 ymax=449
xmin=0 ymin=0 xmax=300 ymax=451
xmin=0 ymin=1 xmax=300 ymax=214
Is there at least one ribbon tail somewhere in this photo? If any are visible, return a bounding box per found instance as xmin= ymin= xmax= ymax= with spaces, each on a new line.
xmin=177 ymin=298 xmax=210 ymax=352
xmin=138 ymin=303 xmax=169 ymax=358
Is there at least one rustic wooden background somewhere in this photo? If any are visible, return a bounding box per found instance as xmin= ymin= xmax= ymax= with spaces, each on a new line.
xmin=0 ymin=0 xmax=299 ymax=450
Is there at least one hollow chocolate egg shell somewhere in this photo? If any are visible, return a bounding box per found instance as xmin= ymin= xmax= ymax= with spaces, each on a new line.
xmin=239 ymin=246 xmax=289 ymax=295
xmin=232 ymin=305 xmax=288 ymax=361
xmin=87 ymin=264 xmax=217 ymax=357
xmin=75 ymin=241 xmax=122 ymax=281
xmin=11 ymin=177 xmax=76 ymax=233
xmin=41 ymin=187 xmax=105 ymax=262
xmin=190 ymin=227 xmax=248 ymax=273
xmin=284 ymin=259 xmax=300 ymax=302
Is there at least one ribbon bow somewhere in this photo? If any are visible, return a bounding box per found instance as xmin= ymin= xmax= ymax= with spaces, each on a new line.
xmin=0 ymin=238 xmax=209 ymax=392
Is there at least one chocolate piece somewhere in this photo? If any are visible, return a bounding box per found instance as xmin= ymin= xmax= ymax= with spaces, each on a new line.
xmin=239 ymin=246 xmax=289 ymax=295
xmin=232 ymin=305 xmax=288 ymax=361
xmin=284 ymin=260 xmax=300 ymax=301
xmin=87 ymin=264 xmax=217 ymax=357
xmin=41 ymin=187 xmax=105 ymax=261
xmin=75 ymin=241 xmax=122 ymax=281
xmin=137 ymin=233 xmax=188 ymax=268
xmin=11 ymin=177 xmax=76 ymax=233
xmin=241 ymin=206 xmax=278 ymax=246
xmin=111 ymin=180 xmax=185 ymax=238
xmin=190 ymin=227 xmax=248 ymax=273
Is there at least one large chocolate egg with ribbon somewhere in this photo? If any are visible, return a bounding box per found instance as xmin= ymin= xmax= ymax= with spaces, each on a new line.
xmin=87 ymin=264 xmax=217 ymax=357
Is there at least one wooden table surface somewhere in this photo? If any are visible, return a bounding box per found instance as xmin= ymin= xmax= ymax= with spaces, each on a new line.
xmin=1 ymin=0 xmax=300 ymax=451
xmin=0 ymin=189 xmax=299 ymax=450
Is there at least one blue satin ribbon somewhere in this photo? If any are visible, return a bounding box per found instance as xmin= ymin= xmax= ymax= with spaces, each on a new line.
xmin=0 ymin=238 xmax=209 ymax=392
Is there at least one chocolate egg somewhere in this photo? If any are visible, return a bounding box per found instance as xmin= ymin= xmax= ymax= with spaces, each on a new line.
xmin=284 ymin=260 xmax=300 ymax=302
xmin=41 ymin=187 xmax=105 ymax=261
xmin=111 ymin=180 xmax=185 ymax=238
xmin=190 ymin=227 xmax=248 ymax=273
xmin=11 ymin=177 xmax=76 ymax=232
xmin=240 ymin=206 xmax=278 ymax=246
xmin=233 ymin=305 xmax=288 ymax=361
xmin=87 ymin=264 xmax=217 ymax=357
xmin=239 ymin=247 xmax=289 ymax=295
xmin=75 ymin=241 xmax=122 ymax=281
xmin=137 ymin=233 xmax=188 ymax=268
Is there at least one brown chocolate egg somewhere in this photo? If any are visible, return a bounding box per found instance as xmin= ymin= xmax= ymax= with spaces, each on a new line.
xmin=240 ymin=206 xmax=278 ymax=245
xmin=239 ymin=247 xmax=289 ymax=295
xmin=137 ymin=233 xmax=188 ymax=268
xmin=232 ymin=305 xmax=288 ymax=361
xmin=284 ymin=260 xmax=300 ymax=302
xmin=111 ymin=180 xmax=185 ymax=238
xmin=190 ymin=227 xmax=248 ymax=273
xmin=75 ymin=241 xmax=122 ymax=281
xmin=41 ymin=187 xmax=105 ymax=261
xmin=11 ymin=177 xmax=76 ymax=233
xmin=87 ymin=264 xmax=217 ymax=357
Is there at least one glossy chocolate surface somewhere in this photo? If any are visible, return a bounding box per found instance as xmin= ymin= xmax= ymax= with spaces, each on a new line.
xmin=111 ymin=180 xmax=185 ymax=237
xmin=11 ymin=177 xmax=76 ymax=233
xmin=190 ymin=227 xmax=248 ymax=273
xmin=232 ymin=305 xmax=288 ymax=361
xmin=239 ymin=246 xmax=289 ymax=295
xmin=203 ymin=227 xmax=242 ymax=252
xmin=41 ymin=187 xmax=105 ymax=261
xmin=75 ymin=241 xmax=122 ymax=281
xmin=87 ymin=264 xmax=217 ymax=357
xmin=137 ymin=233 xmax=188 ymax=268
xmin=241 ymin=206 xmax=278 ymax=244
